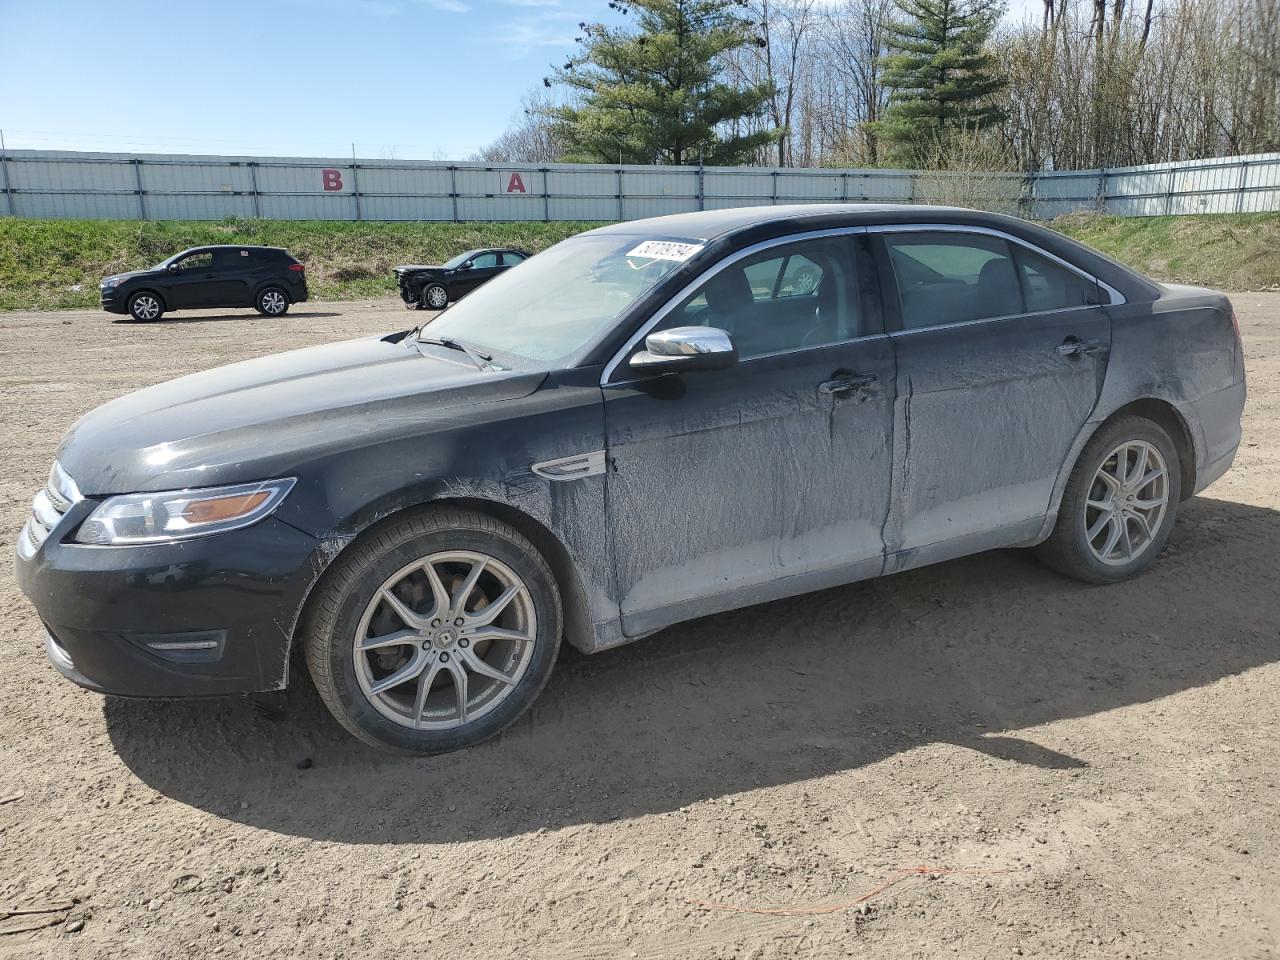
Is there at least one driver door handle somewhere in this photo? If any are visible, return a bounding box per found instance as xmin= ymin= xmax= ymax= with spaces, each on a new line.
xmin=1056 ymin=337 xmax=1106 ymax=358
xmin=818 ymin=373 xmax=878 ymax=397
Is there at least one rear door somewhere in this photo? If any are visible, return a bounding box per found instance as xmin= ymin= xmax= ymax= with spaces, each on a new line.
xmin=218 ymin=248 xmax=266 ymax=306
xmin=602 ymin=231 xmax=896 ymax=636
xmin=871 ymin=226 xmax=1112 ymax=567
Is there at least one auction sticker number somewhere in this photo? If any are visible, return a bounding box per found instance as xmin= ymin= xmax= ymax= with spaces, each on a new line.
xmin=626 ymin=240 xmax=705 ymax=262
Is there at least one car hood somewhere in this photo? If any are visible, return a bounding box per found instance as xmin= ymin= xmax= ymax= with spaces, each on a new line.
xmin=394 ymin=265 xmax=444 ymax=274
xmin=101 ymin=269 xmax=157 ymax=285
xmin=57 ymin=335 xmax=546 ymax=495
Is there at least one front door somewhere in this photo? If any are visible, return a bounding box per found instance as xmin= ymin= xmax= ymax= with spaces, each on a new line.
xmin=456 ymin=252 xmax=502 ymax=296
xmin=164 ymin=249 xmax=223 ymax=308
xmin=602 ymin=232 xmax=896 ymax=637
xmin=872 ymin=227 xmax=1113 ymax=568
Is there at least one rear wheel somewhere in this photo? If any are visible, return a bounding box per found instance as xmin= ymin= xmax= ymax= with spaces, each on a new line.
xmin=303 ymin=507 xmax=562 ymax=754
xmin=422 ymin=284 xmax=448 ymax=310
xmin=256 ymin=287 xmax=290 ymax=316
xmin=127 ymin=292 xmax=163 ymax=322
xmin=1036 ymin=415 xmax=1181 ymax=583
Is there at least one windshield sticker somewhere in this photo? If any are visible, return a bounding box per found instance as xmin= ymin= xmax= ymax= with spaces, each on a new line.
xmin=626 ymin=240 xmax=704 ymax=262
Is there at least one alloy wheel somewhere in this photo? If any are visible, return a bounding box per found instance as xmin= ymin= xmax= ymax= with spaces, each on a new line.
xmin=132 ymin=295 xmax=160 ymax=320
xmin=261 ymin=290 xmax=287 ymax=314
xmin=353 ymin=551 xmax=537 ymax=730
xmin=426 ymin=286 xmax=448 ymax=309
xmin=1084 ymin=440 xmax=1170 ymax=566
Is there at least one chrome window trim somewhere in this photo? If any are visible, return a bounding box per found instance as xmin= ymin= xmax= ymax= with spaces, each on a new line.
xmin=867 ymin=222 xmax=1127 ymax=309
xmin=601 ymin=226 xmax=868 ymax=386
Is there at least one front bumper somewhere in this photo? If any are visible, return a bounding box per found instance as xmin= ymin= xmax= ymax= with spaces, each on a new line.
xmin=16 ymin=509 xmax=321 ymax=698
xmin=99 ymin=289 xmax=127 ymax=314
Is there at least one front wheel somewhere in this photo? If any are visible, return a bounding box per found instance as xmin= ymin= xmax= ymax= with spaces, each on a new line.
xmin=256 ymin=287 xmax=290 ymax=316
xmin=302 ymin=507 xmax=562 ymax=754
xmin=127 ymin=292 xmax=164 ymax=322
xmin=1036 ymin=415 xmax=1181 ymax=584
xmin=421 ymin=284 xmax=449 ymax=310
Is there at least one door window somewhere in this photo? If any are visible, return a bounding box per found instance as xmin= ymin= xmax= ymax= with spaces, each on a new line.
xmin=663 ymin=236 xmax=861 ymax=360
xmin=1012 ymin=245 xmax=1100 ymax=311
xmin=469 ymin=252 xmax=499 ymax=269
xmin=883 ymin=232 xmax=1025 ymax=329
xmin=501 ymin=251 xmax=526 ymax=266
xmin=174 ymin=251 xmax=213 ymax=272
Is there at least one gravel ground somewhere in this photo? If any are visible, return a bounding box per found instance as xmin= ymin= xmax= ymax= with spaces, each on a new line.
xmin=1 ymin=295 xmax=1277 ymax=960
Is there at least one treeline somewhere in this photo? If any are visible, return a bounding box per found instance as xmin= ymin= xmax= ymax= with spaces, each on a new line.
xmin=476 ymin=0 xmax=1279 ymax=172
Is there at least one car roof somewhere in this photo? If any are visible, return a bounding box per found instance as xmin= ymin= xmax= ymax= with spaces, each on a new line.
xmin=178 ymin=245 xmax=291 ymax=254
xmin=588 ymin=203 xmax=987 ymax=242
xmin=584 ymin=203 xmax=1160 ymax=303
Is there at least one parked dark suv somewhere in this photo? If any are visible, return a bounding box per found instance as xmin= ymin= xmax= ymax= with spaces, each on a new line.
xmin=100 ymin=245 xmax=308 ymax=322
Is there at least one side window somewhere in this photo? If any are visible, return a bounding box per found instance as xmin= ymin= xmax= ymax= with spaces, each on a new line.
xmin=175 ymin=251 xmax=213 ymax=272
xmin=743 ymin=257 xmax=783 ymax=300
xmin=501 ymin=251 xmax=526 ymax=266
xmin=883 ymin=232 xmax=1024 ymax=329
xmin=662 ymin=236 xmax=860 ymax=361
xmin=1012 ymin=245 xmax=1100 ymax=312
xmin=469 ymin=252 xmax=499 ymax=269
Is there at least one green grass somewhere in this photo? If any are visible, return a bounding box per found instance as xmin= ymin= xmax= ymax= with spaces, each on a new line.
xmin=1052 ymin=212 xmax=1280 ymax=291
xmin=0 ymin=218 xmax=602 ymax=310
xmin=1 ymin=213 xmax=1276 ymax=311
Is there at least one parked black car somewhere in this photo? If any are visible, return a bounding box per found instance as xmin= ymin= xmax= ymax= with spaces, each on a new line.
xmin=395 ymin=247 xmax=530 ymax=310
xmin=100 ymin=245 xmax=308 ymax=322
xmin=19 ymin=205 xmax=1245 ymax=755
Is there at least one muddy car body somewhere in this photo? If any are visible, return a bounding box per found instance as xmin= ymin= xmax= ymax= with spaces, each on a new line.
xmin=17 ymin=205 xmax=1245 ymax=753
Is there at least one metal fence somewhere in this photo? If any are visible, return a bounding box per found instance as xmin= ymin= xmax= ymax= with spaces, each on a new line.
xmin=1 ymin=148 xmax=1277 ymax=222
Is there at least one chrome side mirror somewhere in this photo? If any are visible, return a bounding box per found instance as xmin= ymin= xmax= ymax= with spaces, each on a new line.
xmin=629 ymin=326 xmax=738 ymax=373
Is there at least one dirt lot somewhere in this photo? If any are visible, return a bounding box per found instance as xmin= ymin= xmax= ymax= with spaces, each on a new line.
xmin=1 ymin=296 xmax=1277 ymax=960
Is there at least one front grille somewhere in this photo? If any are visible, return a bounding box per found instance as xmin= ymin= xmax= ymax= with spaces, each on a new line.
xmin=18 ymin=462 xmax=81 ymax=559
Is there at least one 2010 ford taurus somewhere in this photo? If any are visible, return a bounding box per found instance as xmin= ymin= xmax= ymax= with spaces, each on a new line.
xmin=16 ymin=205 xmax=1246 ymax=754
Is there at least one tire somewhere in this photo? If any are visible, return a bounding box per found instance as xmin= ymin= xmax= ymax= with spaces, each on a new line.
xmin=127 ymin=291 xmax=164 ymax=322
xmin=256 ymin=287 xmax=290 ymax=317
xmin=1036 ymin=414 xmax=1182 ymax=584
xmin=421 ymin=284 xmax=449 ymax=311
xmin=302 ymin=507 xmax=562 ymax=754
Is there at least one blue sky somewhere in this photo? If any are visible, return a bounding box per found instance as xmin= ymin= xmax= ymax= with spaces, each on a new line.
xmin=0 ymin=0 xmax=1043 ymax=160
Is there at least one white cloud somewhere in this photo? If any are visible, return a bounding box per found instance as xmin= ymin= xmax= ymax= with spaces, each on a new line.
xmin=500 ymin=11 xmax=581 ymax=54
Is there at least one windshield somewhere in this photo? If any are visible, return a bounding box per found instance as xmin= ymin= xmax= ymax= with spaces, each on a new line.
xmin=443 ymin=250 xmax=480 ymax=269
xmin=419 ymin=234 xmax=700 ymax=366
xmin=152 ymin=250 xmax=189 ymax=270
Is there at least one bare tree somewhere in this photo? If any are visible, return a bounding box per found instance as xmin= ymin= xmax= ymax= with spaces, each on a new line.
xmin=816 ymin=0 xmax=894 ymax=165
xmin=471 ymin=90 xmax=569 ymax=164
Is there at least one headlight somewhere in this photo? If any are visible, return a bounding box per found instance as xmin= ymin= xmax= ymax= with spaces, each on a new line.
xmin=75 ymin=478 xmax=296 ymax=545
xmin=103 ymin=277 xmax=126 ymax=288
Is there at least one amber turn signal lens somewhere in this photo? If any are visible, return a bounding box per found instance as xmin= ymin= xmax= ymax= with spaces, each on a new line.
xmin=182 ymin=491 xmax=271 ymax=524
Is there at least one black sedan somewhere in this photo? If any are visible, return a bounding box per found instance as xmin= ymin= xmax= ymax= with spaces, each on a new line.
xmin=395 ymin=247 xmax=529 ymax=310
xmin=17 ymin=205 xmax=1245 ymax=755
xmin=100 ymin=245 xmax=308 ymax=322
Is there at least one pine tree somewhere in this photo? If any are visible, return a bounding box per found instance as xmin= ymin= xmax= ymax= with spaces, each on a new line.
xmin=872 ymin=0 xmax=1007 ymax=165
xmin=546 ymin=0 xmax=780 ymax=165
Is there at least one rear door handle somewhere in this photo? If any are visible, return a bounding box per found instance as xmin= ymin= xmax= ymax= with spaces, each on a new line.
xmin=1056 ymin=337 xmax=1106 ymax=358
xmin=818 ymin=373 xmax=878 ymax=397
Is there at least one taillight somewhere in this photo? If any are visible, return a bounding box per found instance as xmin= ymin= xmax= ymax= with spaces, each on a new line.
xmin=288 ymin=263 xmax=305 ymax=272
